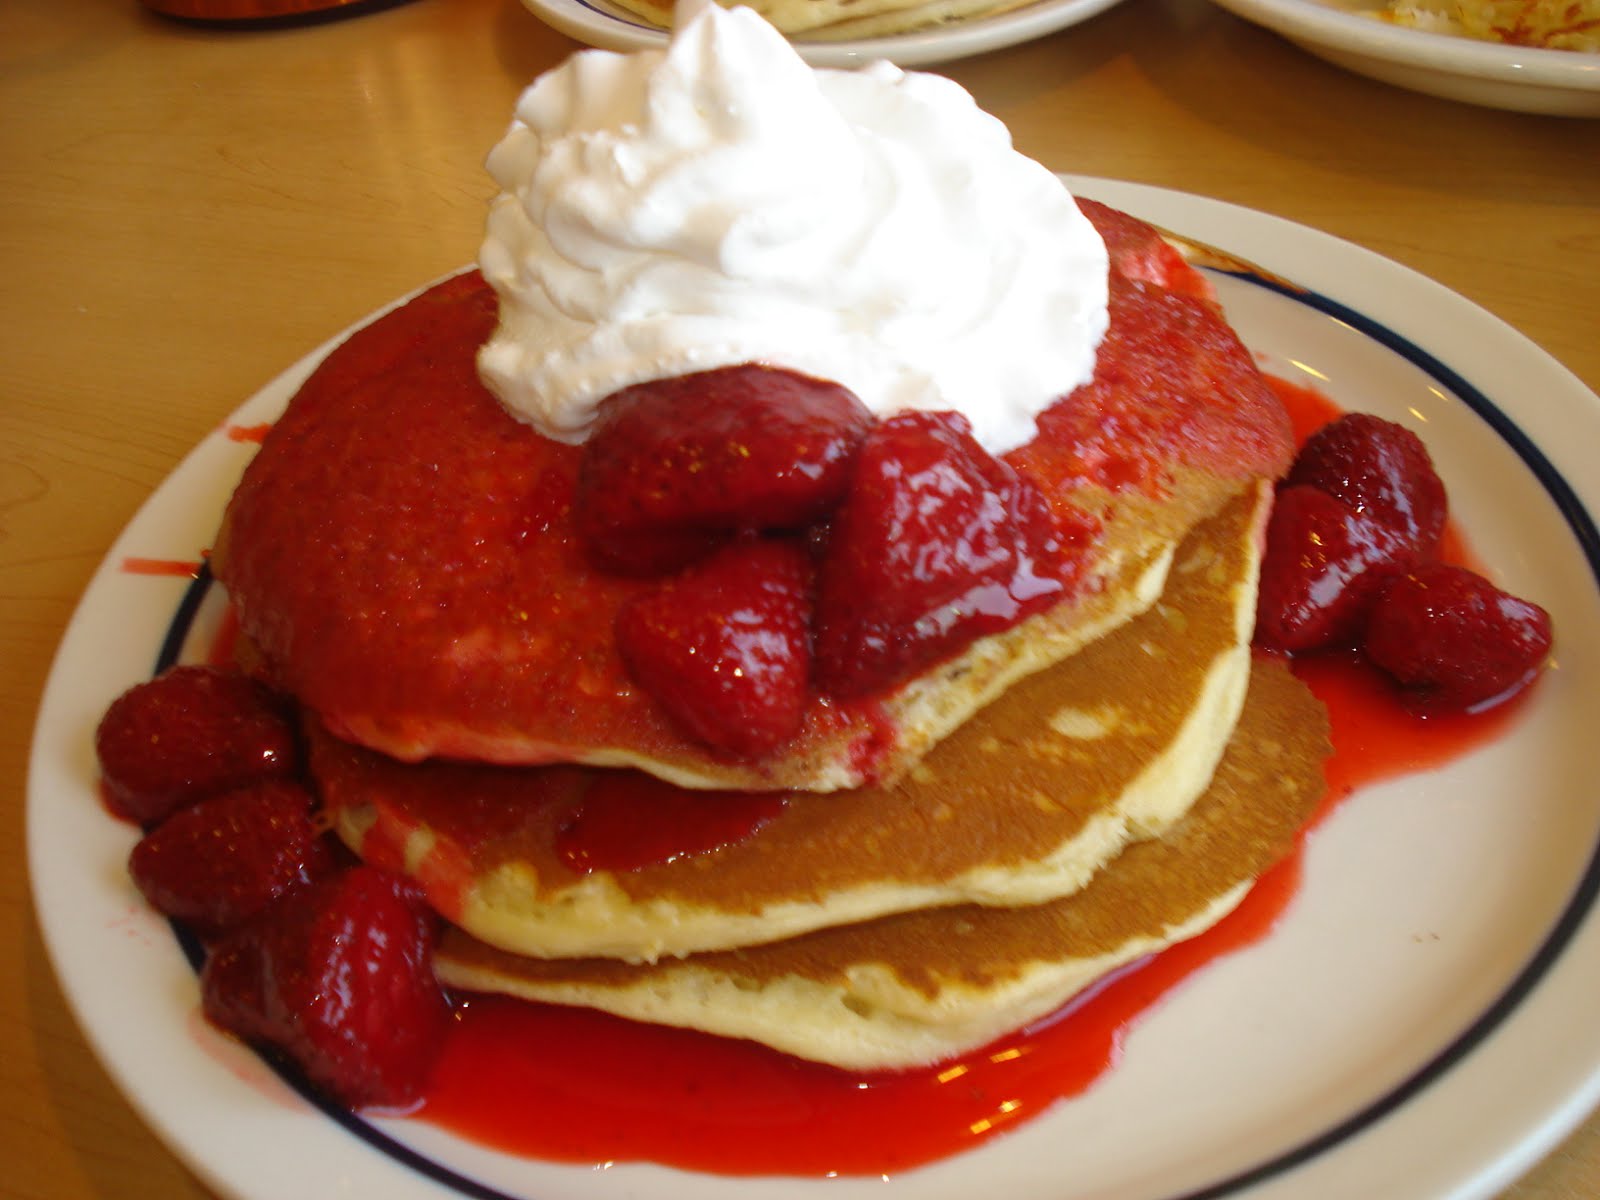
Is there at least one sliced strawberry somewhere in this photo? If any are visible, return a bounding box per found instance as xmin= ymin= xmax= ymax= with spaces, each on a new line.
xmin=1286 ymin=413 xmax=1447 ymax=555
xmin=201 ymin=865 xmax=449 ymax=1112
xmin=96 ymin=665 xmax=300 ymax=824
xmin=576 ymin=364 xmax=872 ymax=575
xmin=1255 ymin=485 xmax=1416 ymax=654
xmin=1365 ymin=564 xmax=1552 ymax=713
xmin=614 ymin=538 xmax=812 ymax=759
xmin=813 ymin=411 xmax=1065 ymax=698
xmin=128 ymin=779 xmax=335 ymax=936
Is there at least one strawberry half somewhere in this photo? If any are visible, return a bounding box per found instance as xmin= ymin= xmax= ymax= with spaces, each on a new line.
xmin=1365 ymin=564 xmax=1553 ymax=713
xmin=615 ymin=538 xmax=813 ymax=759
xmin=200 ymin=865 xmax=450 ymax=1111
xmin=813 ymin=410 xmax=1064 ymax=698
xmin=1254 ymin=485 xmax=1417 ymax=654
xmin=96 ymin=665 xmax=299 ymax=825
xmin=128 ymin=779 xmax=335 ymax=936
xmin=576 ymin=364 xmax=872 ymax=575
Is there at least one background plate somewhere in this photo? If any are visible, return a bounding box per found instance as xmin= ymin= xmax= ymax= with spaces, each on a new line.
xmin=517 ymin=0 xmax=1127 ymax=67
xmin=28 ymin=178 xmax=1600 ymax=1200
xmin=1206 ymin=0 xmax=1600 ymax=115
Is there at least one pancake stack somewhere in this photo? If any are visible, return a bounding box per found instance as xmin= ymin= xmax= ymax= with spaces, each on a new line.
xmin=297 ymin=483 xmax=1329 ymax=1069
xmin=215 ymin=205 xmax=1326 ymax=1072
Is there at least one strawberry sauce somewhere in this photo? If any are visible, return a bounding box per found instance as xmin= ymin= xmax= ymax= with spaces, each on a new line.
xmin=226 ymin=422 xmax=274 ymax=444
xmin=555 ymin=773 xmax=788 ymax=874
xmin=121 ymin=557 xmax=205 ymax=578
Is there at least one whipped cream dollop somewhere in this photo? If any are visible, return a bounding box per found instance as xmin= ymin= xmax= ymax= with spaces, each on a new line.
xmin=477 ymin=1 xmax=1109 ymax=455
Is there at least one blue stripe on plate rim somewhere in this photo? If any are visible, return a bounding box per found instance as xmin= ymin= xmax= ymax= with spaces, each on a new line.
xmin=147 ymin=268 xmax=1600 ymax=1200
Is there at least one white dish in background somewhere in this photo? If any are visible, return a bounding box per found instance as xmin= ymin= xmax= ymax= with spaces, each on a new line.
xmin=27 ymin=178 xmax=1600 ymax=1200
xmin=518 ymin=0 xmax=1126 ymax=67
xmin=1207 ymin=0 xmax=1600 ymax=114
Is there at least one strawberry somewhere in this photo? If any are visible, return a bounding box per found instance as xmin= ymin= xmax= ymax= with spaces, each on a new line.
xmin=1255 ymin=485 xmax=1416 ymax=654
xmin=128 ymin=779 xmax=336 ymax=936
xmin=813 ymin=410 xmax=1064 ymax=698
xmin=1286 ymin=413 xmax=1447 ymax=555
xmin=1365 ymin=564 xmax=1553 ymax=713
xmin=200 ymin=865 xmax=449 ymax=1112
xmin=615 ymin=538 xmax=812 ymax=758
xmin=96 ymin=665 xmax=299 ymax=824
xmin=576 ymin=364 xmax=872 ymax=575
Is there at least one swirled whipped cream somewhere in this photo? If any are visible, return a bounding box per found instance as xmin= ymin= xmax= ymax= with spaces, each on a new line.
xmin=477 ymin=1 xmax=1109 ymax=455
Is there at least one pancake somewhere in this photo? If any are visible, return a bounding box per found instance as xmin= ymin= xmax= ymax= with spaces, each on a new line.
xmin=214 ymin=203 xmax=1292 ymax=796
xmin=319 ymin=484 xmax=1270 ymax=963
xmin=434 ymin=656 xmax=1329 ymax=1070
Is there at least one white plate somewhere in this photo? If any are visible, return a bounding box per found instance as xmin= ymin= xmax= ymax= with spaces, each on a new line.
xmin=518 ymin=0 xmax=1126 ymax=67
xmin=1207 ymin=0 xmax=1600 ymax=115
xmin=28 ymin=178 xmax=1600 ymax=1200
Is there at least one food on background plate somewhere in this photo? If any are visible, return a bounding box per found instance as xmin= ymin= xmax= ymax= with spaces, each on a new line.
xmin=90 ymin=0 xmax=1552 ymax=1160
xmin=1370 ymin=0 xmax=1600 ymax=52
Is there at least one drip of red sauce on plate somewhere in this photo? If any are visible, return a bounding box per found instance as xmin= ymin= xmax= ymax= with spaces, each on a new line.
xmin=226 ymin=422 xmax=274 ymax=444
xmin=121 ymin=557 xmax=205 ymax=578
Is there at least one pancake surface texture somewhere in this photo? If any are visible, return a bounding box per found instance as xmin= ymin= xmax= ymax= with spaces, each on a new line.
xmin=320 ymin=485 xmax=1271 ymax=962
xmin=436 ymin=657 xmax=1330 ymax=1070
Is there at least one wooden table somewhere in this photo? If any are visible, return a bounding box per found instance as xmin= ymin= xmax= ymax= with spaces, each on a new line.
xmin=3 ymin=0 xmax=1597 ymax=1195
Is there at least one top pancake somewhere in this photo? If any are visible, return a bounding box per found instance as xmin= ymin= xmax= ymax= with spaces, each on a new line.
xmin=213 ymin=203 xmax=1291 ymax=793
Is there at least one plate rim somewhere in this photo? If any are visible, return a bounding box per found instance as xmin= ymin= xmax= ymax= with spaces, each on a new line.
xmin=26 ymin=176 xmax=1600 ymax=1200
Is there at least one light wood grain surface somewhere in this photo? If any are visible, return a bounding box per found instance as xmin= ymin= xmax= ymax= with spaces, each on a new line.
xmin=3 ymin=0 xmax=1597 ymax=1196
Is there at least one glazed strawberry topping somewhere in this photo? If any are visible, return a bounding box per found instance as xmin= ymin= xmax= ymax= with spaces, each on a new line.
xmin=201 ymin=865 xmax=449 ymax=1111
xmin=615 ymin=538 xmax=813 ymax=758
xmin=813 ymin=411 xmax=1068 ymax=698
xmin=576 ymin=365 xmax=872 ymax=575
xmin=128 ymin=779 xmax=336 ymax=935
xmin=1285 ymin=412 xmax=1447 ymax=555
xmin=1365 ymin=564 xmax=1553 ymax=713
xmin=1255 ymin=412 xmax=1552 ymax=712
xmin=95 ymin=665 xmax=299 ymax=824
